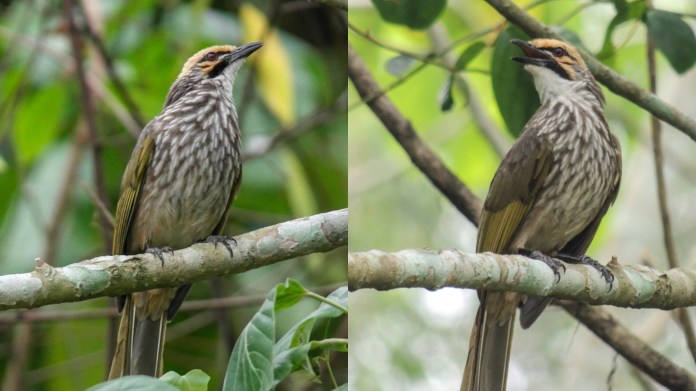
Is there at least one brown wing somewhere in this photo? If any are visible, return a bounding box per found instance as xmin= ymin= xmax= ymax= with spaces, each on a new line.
xmin=477 ymin=134 xmax=553 ymax=253
xmin=112 ymin=133 xmax=156 ymax=255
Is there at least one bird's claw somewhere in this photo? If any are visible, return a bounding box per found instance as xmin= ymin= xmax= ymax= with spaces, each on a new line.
xmin=146 ymin=245 xmax=174 ymax=266
xmin=202 ymin=235 xmax=236 ymax=257
xmin=556 ymin=253 xmax=614 ymax=291
xmin=522 ymin=249 xmax=566 ymax=282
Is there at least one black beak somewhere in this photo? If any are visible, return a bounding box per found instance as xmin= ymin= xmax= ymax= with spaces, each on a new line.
xmin=225 ymin=42 xmax=263 ymax=63
xmin=510 ymin=39 xmax=551 ymax=67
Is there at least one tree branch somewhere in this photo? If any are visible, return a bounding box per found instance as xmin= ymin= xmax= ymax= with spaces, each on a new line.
xmin=349 ymin=249 xmax=696 ymax=309
xmin=484 ymin=0 xmax=696 ymax=141
xmin=560 ymin=301 xmax=696 ymax=390
xmin=0 ymin=209 xmax=347 ymax=311
xmin=347 ymin=44 xmax=482 ymax=225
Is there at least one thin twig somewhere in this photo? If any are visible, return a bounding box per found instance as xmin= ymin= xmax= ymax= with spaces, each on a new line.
xmin=75 ymin=0 xmax=146 ymax=129
xmin=347 ymin=23 xmax=495 ymax=112
xmin=0 ymin=323 xmax=32 ymax=391
xmin=80 ymin=181 xmax=115 ymax=228
xmin=63 ymin=0 xmax=111 ymax=254
xmin=645 ymin=0 xmax=696 ymax=364
xmin=427 ymin=23 xmax=510 ymax=157
xmin=244 ymin=91 xmax=347 ymax=161
xmin=42 ymin=123 xmax=88 ymax=265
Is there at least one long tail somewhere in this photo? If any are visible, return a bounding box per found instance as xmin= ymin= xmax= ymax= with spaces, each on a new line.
xmin=108 ymin=296 xmax=166 ymax=379
xmin=461 ymin=291 xmax=516 ymax=391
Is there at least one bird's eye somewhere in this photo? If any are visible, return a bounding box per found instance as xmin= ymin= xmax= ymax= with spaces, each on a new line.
xmin=552 ymin=47 xmax=566 ymax=57
xmin=205 ymin=52 xmax=218 ymax=61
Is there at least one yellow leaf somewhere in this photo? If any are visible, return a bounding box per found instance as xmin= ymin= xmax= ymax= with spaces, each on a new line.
xmin=240 ymin=3 xmax=295 ymax=126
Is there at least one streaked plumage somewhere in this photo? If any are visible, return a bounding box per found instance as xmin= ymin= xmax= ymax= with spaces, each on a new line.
xmin=108 ymin=42 xmax=262 ymax=379
xmin=461 ymin=39 xmax=621 ymax=391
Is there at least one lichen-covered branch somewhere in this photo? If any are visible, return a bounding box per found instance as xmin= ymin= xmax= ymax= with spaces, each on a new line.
xmin=0 ymin=209 xmax=347 ymax=311
xmin=484 ymin=0 xmax=696 ymax=141
xmin=349 ymin=249 xmax=696 ymax=309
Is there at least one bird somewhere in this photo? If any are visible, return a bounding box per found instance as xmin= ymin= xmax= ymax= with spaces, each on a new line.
xmin=107 ymin=41 xmax=263 ymax=379
xmin=460 ymin=38 xmax=622 ymax=391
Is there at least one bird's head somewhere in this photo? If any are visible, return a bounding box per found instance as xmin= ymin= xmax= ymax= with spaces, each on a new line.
xmin=165 ymin=42 xmax=262 ymax=107
xmin=511 ymin=38 xmax=599 ymax=103
xmin=178 ymin=42 xmax=263 ymax=81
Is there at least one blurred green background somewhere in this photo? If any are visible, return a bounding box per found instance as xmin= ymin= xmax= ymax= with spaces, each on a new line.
xmin=349 ymin=0 xmax=696 ymax=390
xmin=0 ymin=0 xmax=346 ymax=390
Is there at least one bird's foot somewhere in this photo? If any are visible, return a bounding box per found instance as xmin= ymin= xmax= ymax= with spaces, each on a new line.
xmin=519 ymin=249 xmax=565 ymax=282
xmin=556 ymin=253 xmax=614 ymax=290
xmin=202 ymin=235 xmax=237 ymax=257
xmin=146 ymin=245 xmax=174 ymax=266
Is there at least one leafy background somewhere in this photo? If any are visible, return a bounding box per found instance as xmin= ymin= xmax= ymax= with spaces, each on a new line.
xmin=0 ymin=0 xmax=346 ymax=390
xmin=349 ymin=0 xmax=696 ymax=390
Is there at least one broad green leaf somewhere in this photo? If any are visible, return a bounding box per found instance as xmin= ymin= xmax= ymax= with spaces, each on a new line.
xmin=386 ymin=55 xmax=416 ymax=76
xmin=371 ymin=0 xmax=446 ymax=30
xmin=439 ymin=75 xmax=454 ymax=112
xmin=272 ymin=287 xmax=347 ymax=385
xmin=86 ymin=375 xmax=178 ymax=391
xmin=223 ymin=288 xmax=275 ymax=391
xmin=272 ymin=343 xmax=313 ymax=385
xmin=333 ymin=384 xmax=348 ymax=391
xmin=490 ymin=26 xmax=539 ymax=137
xmin=241 ymin=2 xmax=295 ymax=126
xmin=275 ymin=279 xmax=309 ymax=311
xmin=160 ymin=370 xmax=210 ymax=391
xmin=596 ymin=1 xmax=645 ymax=59
xmin=646 ymin=9 xmax=696 ymax=74
xmin=454 ymin=41 xmax=486 ymax=71
xmin=274 ymin=286 xmax=347 ymax=354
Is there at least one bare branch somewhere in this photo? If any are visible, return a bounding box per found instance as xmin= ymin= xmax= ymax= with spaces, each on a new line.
xmin=349 ymin=249 xmax=696 ymax=309
xmin=0 ymin=210 xmax=347 ymax=311
xmin=63 ymin=0 xmax=111 ymax=253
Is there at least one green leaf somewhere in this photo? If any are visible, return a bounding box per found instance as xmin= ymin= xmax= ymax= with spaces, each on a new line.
xmin=371 ymin=0 xmax=447 ymax=30
xmin=646 ymin=9 xmax=696 ymax=74
xmin=332 ymin=384 xmax=348 ymax=391
xmin=86 ymin=375 xmax=178 ymax=391
xmin=597 ymin=1 xmax=646 ymax=59
xmin=160 ymin=370 xmax=210 ymax=391
xmin=386 ymin=55 xmax=416 ymax=76
xmin=490 ymin=26 xmax=539 ymax=137
xmin=223 ymin=289 xmax=275 ymax=391
xmin=275 ymin=279 xmax=309 ymax=311
xmin=454 ymin=41 xmax=486 ymax=71
xmin=439 ymin=75 xmax=454 ymax=112
xmin=272 ymin=287 xmax=347 ymax=385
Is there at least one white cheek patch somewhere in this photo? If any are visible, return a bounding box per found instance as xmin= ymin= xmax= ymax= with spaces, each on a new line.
xmin=524 ymin=65 xmax=575 ymax=104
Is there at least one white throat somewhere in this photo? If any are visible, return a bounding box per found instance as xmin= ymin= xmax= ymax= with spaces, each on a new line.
xmin=524 ymin=65 xmax=578 ymax=104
